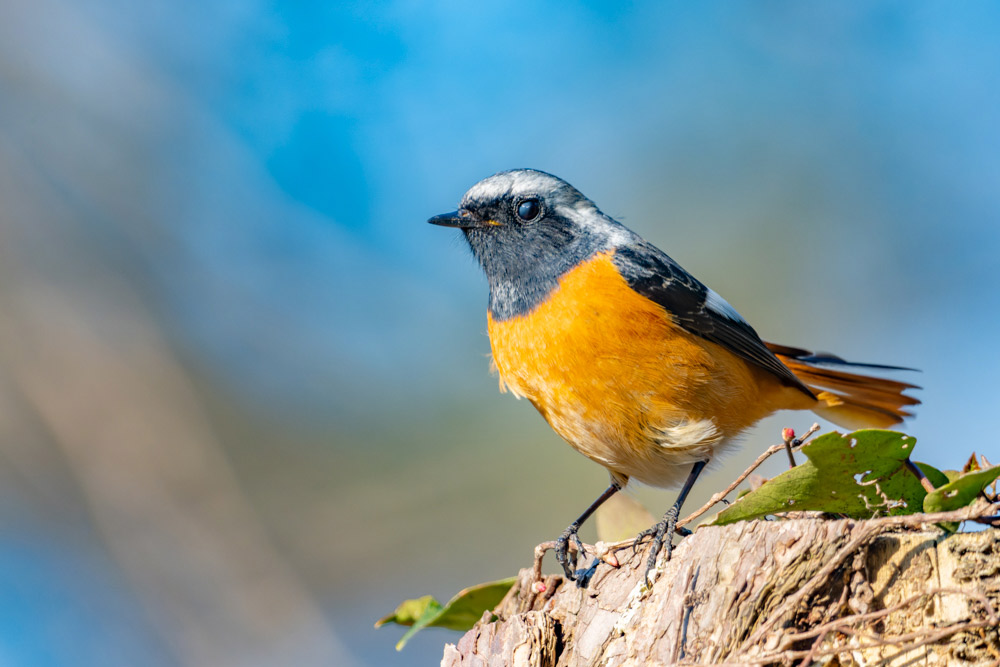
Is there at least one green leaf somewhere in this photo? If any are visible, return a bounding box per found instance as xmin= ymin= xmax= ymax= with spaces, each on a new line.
xmin=913 ymin=461 xmax=959 ymax=532
xmin=712 ymin=430 xmax=927 ymax=526
xmin=923 ymin=465 xmax=1000 ymax=514
xmin=394 ymin=600 xmax=448 ymax=651
xmin=375 ymin=595 xmax=441 ymax=628
xmin=376 ymin=577 xmax=517 ymax=650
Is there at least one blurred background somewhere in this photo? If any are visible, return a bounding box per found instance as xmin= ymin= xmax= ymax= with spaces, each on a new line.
xmin=1 ymin=1 xmax=998 ymax=665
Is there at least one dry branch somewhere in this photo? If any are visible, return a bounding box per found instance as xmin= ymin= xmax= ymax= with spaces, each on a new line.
xmin=443 ymin=509 xmax=1000 ymax=666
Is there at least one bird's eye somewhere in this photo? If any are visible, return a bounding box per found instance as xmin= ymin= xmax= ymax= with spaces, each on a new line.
xmin=516 ymin=198 xmax=541 ymax=222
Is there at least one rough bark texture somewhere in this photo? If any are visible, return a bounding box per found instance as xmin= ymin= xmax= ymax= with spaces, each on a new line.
xmin=442 ymin=520 xmax=1000 ymax=666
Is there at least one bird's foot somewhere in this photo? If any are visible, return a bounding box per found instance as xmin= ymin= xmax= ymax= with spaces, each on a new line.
xmin=640 ymin=506 xmax=685 ymax=587
xmin=632 ymin=521 xmax=689 ymax=553
xmin=554 ymin=524 xmax=587 ymax=582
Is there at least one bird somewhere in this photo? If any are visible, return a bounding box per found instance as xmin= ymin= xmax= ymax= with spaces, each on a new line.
xmin=428 ymin=169 xmax=919 ymax=585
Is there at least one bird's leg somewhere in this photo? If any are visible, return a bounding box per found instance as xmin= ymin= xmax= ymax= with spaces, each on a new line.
xmin=554 ymin=481 xmax=622 ymax=582
xmin=637 ymin=460 xmax=708 ymax=586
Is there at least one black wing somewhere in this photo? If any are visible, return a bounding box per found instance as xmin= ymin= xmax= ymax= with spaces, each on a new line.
xmin=612 ymin=242 xmax=813 ymax=396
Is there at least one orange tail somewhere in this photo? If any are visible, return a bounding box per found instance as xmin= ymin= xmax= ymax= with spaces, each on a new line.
xmin=766 ymin=343 xmax=921 ymax=430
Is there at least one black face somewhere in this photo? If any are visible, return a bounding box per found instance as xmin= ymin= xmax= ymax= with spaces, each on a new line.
xmin=429 ymin=170 xmax=620 ymax=320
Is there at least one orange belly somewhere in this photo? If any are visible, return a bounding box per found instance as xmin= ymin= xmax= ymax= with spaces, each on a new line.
xmin=487 ymin=251 xmax=812 ymax=487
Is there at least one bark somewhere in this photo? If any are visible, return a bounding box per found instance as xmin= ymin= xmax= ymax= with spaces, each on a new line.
xmin=442 ymin=519 xmax=1000 ymax=666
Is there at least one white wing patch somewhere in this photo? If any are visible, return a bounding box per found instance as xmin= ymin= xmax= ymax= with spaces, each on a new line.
xmin=705 ymin=288 xmax=747 ymax=324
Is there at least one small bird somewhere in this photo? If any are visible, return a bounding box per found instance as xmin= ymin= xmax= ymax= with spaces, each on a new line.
xmin=429 ymin=169 xmax=918 ymax=584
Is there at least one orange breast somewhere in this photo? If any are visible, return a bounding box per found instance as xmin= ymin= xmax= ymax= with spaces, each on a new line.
xmin=487 ymin=251 xmax=808 ymax=487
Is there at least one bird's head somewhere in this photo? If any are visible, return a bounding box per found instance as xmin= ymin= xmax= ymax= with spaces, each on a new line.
xmin=429 ymin=169 xmax=632 ymax=318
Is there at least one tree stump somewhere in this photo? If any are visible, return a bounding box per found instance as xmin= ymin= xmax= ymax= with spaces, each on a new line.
xmin=442 ymin=519 xmax=1000 ymax=666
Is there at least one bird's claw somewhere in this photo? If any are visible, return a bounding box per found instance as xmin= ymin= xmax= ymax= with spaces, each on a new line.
xmin=632 ymin=526 xmax=655 ymax=553
xmin=641 ymin=507 xmax=682 ymax=587
xmin=554 ymin=524 xmax=586 ymax=581
xmin=632 ymin=521 xmax=689 ymax=554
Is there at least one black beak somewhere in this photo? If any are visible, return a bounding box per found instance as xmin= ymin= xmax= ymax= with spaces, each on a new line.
xmin=427 ymin=210 xmax=480 ymax=229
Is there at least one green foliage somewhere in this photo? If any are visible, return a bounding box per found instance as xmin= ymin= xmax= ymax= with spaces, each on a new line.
xmin=712 ymin=430 xmax=942 ymax=525
xmin=923 ymin=465 xmax=1000 ymax=514
xmin=381 ymin=430 xmax=996 ymax=651
xmin=375 ymin=577 xmax=516 ymax=650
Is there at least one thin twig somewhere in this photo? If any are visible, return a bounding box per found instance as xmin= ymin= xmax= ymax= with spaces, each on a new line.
xmin=528 ymin=539 xmax=568 ymax=606
xmin=753 ymin=618 xmax=998 ymax=664
xmin=904 ymin=458 xmax=937 ymax=494
xmin=675 ymin=445 xmax=782 ymax=530
xmin=677 ymin=423 xmax=821 ymax=529
xmin=781 ymin=427 xmax=798 ymax=469
xmin=531 ymin=542 xmax=553 ymax=585
xmin=786 ymin=587 xmax=998 ymax=645
xmin=786 ymin=586 xmax=998 ymax=666
xmin=972 ymin=514 xmax=1000 ymax=526
xmin=738 ymin=505 xmax=998 ymax=656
